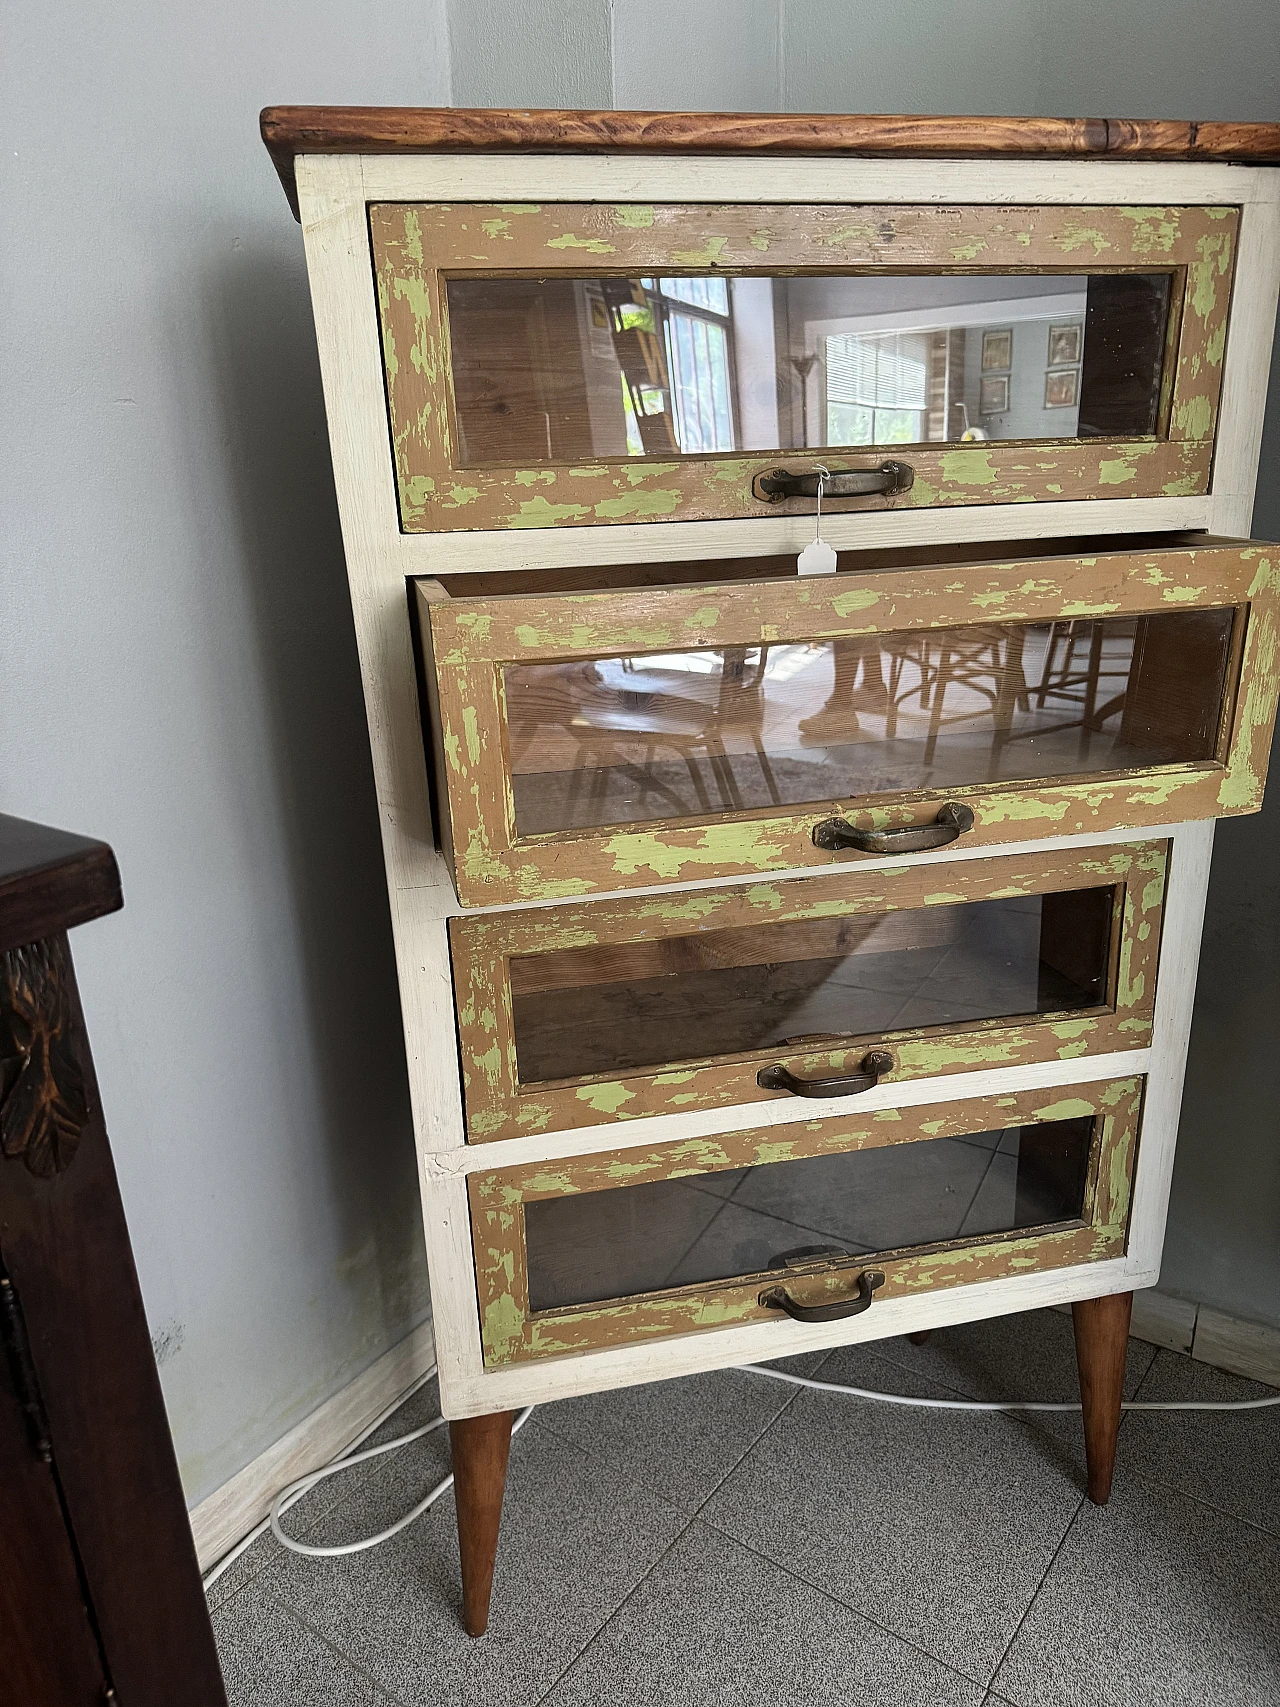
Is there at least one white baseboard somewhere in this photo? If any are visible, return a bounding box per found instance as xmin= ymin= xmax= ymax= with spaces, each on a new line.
xmin=1057 ymin=1286 xmax=1280 ymax=1385
xmin=189 ymin=1318 xmax=436 ymax=1573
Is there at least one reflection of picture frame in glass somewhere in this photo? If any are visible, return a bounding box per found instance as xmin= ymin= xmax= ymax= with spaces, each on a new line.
xmin=981 ymin=328 xmax=1013 ymax=371
xmin=584 ymin=288 xmax=614 ymax=357
xmin=1048 ymin=322 xmax=1083 ymax=366
xmin=1045 ymin=367 xmax=1080 ymax=408
xmin=979 ymin=373 xmax=1010 ymax=414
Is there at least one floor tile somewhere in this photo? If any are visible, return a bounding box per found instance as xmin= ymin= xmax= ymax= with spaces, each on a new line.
xmin=542 ymin=1520 xmax=985 ymax=1707
xmin=856 ymin=1306 xmax=1158 ymax=1466
xmin=213 ymin=1590 xmax=376 ymax=1705
xmin=1123 ymin=1349 xmax=1280 ymax=1535
xmin=537 ymin=1352 xmax=824 ymax=1512
xmin=266 ymin=1419 xmax=689 ymax=1707
xmin=993 ymin=1473 xmax=1280 ymax=1707
xmin=702 ymin=1342 xmax=1084 ymax=1685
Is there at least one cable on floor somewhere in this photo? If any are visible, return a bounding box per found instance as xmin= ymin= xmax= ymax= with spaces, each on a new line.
xmin=201 ymin=1352 xmax=1278 ymax=1591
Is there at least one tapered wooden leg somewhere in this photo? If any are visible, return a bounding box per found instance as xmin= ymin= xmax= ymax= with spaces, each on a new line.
xmin=450 ymin=1410 xmax=515 ymax=1637
xmin=1071 ymin=1291 xmax=1132 ymax=1505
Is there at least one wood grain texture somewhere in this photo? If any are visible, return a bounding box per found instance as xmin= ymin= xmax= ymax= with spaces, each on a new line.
xmin=420 ymin=540 xmax=1279 ymax=907
xmin=449 ymin=1410 xmax=515 ymax=1637
xmin=469 ymin=1077 xmax=1142 ymax=1366
xmin=1072 ymin=1289 xmax=1133 ymax=1503
xmin=262 ymin=108 xmax=1280 ymax=219
xmin=0 ymin=937 xmax=91 ymax=1177
xmin=371 ymin=200 xmax=1233 ymax=536
xmin=450 ymin=841 xmax=1165 ymax=1142
xmin=0 ymin=815 xmax=121 ymax=957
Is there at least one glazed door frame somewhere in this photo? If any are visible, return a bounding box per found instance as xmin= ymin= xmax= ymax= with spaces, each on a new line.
xmin=468 ymin=1077 xmax=1143 ymax=1367
xmin=450 ymin=840 xmax=1166 ymax=1142
xmin=418 ymin=539 xmax=1277 ymax=906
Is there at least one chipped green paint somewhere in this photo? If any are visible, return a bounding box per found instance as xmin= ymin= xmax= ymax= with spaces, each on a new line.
xmin=830 ymin=586 xmax=881 ymax=617
xmin=950 ymin=239 xmax=988 ymax=262
xmin=1118 ymin=207 xmax=1182 ymax=254
xmin=574 ymin=1083 xmax=635 ymax=1114
xmin=1058 ymin=224 xmax=1113 ymax=255
xmin=1031 ymin=1098 xmax=1096 ymax=1122
xmin=939 ymin=449 xmax=998 ymax=487
xmin=513 ymin=469 xmax=558 ymax=488
xmin=480 ymin=217 xmax=511 ymax=240
xmin=545 ymin=232 xmax=616 ymax=253
xmin=509 ymin=496 xmax=592 ymax=527
xmin=1173 ymin=392 xmax=1215 ymax=442
xmin=1098 ymin=456 xmax=1140 ymax=486
xmin=614 ymin=205 xmax=655 ymax=228
xmin=670 ymin=236 xmax=730 ymax=266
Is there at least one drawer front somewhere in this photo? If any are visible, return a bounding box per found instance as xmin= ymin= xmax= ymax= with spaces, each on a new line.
xmin=469 ymin=1078 xmax=1143 ymax=1366
xmin=420 ymin=538 xmax=1278 ymax=907
xmin=451 ymin=843 xmax=1164 ymax=1143
xmin=372 ymin=200 xmax=1235 ymax=535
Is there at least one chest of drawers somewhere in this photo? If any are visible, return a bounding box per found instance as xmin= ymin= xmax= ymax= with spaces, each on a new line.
xmin=263 ymin=106 xmax=1280 ymax=1637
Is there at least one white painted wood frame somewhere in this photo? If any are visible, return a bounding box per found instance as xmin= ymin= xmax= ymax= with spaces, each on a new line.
xmin=294 ymin=149 xmax=1280 ymax=1419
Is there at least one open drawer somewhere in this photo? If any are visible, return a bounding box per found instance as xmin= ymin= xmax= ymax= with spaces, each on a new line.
xmin=371 ymin=200 xmax=1235 ymax=534
xmin=469 ymin=1077 xmax=1143 ymax=1366
xmin=451 ymin=841 xmax=1164 ymax=1142
xmin=416 ymin=534 xmax=1278 ymax=907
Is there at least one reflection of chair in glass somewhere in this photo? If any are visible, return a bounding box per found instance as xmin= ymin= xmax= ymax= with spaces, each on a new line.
xmin=797 ymin=638 xmax=889 ymax=743
xmin=552 ymin=649 xmax=783 ymax=826
xmin=1033 ymin=620 xmax=1134 ymax=749
xmin=884 ymin=628 xmax=1030 ymax=765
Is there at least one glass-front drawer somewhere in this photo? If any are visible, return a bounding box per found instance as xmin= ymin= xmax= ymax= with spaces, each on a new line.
xmin=469 ymin=1078 xmax=1143 ymax=1365
xmin=372 ymin=200 xmax=1235 ymax=534
xmin=451 ymin=843 xmax=1163 ymax=1142
xmin=416 ymin=534 xmax=1277 ymax=907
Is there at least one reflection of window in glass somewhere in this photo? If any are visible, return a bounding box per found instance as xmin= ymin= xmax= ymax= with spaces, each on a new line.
xmin=644 ymin=277 xmax=737 ymax=452
xmin=825 ymin=332 xmax=929 ymax=445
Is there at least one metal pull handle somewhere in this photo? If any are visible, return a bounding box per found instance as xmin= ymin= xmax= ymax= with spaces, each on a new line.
xmin=760 ymin=1269 xmax=886 ymax=1323
xmin=757 ymin=1049 xmax=894 ymax=1099
xmin=813 ymin=801 xmax=976 ymax=855
xmin=753 ymin=461 xmax=914 ymax=503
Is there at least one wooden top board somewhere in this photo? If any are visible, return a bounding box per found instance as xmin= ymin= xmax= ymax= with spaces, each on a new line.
xmin=0 ymin=815 xmax=122 ymax=954
xmin=261 ymin=105 xmax=1280 ymax=218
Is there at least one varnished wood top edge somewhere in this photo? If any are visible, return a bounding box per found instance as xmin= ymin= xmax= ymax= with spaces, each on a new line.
xmin=0 ymin=816 xmax=123 ymax=953
xmin=261 ymin=106 xmax=1280 ymax=219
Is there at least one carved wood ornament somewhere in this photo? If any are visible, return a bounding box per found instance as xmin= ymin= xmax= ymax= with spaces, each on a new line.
xmin=0 ymin=937 xmax=90 ymax=1177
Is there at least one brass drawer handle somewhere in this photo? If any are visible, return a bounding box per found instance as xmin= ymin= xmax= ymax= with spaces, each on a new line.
xmin=757 ymin=1049 xmax=894 ymax=1098
xmin=753 ymin=461 xmax=914 ymax=502
xmin=760 ymin=1268 xmax=886 ymax=1323
xmin=813 ymin=801 xmax=976 ymax=854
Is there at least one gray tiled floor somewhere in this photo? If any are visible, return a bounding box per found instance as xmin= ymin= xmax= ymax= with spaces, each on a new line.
xmin=210 ymin=1310 xmax=1280 ymax=1706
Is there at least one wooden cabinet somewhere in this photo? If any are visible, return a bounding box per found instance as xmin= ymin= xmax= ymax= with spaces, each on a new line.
xmin=265 ymin=105 xmax=1280 ymax=1638
xmin=417 ymin=536 xmax=1276 ymax=906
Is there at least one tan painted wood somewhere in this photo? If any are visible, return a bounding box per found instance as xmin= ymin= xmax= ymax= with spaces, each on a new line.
xmin=371 ymin=199 xmax=1232 ymax=536
xmin=450 ymin=841 xmax=1164 ymax=1142
xmin=468 ymin=1077 xmax=1141 ymax=1366
xmin=419 ymin=540 xmax=1278 ymax=906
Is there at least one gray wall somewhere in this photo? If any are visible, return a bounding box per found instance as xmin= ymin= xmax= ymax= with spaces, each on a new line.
xmin=3 ymin=0 xmax=1277 ymax=1513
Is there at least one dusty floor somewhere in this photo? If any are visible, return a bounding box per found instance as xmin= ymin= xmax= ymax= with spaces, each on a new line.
xmin=207 ymin=1308 xmax=1280 ymax=1706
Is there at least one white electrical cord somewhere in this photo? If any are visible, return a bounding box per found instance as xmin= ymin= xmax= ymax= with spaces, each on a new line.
xmin=738 ymin=1361 xmax=1280 ymax=1412
xmin=202 ymin=1352 xmax=1278 ymax=1592
xmin=200 ymin=1364 xmax=532 ymax=1591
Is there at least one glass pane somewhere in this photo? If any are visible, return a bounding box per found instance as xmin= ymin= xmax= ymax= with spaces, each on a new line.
xmin=444 ymin=272 xmax=1170 ymax=464
xmin=503 ymin=608 xmax=1234 ymax=835
xmin=510 ymin=887 xmax=1113 ymax=1085
xmin=524 ymin=1116 xmax=1095 ymax=1312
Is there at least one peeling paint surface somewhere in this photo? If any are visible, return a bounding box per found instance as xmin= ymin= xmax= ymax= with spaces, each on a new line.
xmin=469 ymin=1079 xmax=1143 ymax=1365
xmin=369 ymin=202 xmax=1235 ymax=534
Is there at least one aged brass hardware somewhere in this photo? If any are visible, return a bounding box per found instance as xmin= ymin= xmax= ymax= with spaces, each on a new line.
xmin=760 ymin=1267 xmax=886 ymax=1322
xmin=753 ymin=461 xmax=914 ymax=503
xmin=757 ymin=1049 xmax=895 ymax=1098
xmin=812 ymin=801 xmax=976 ymax=854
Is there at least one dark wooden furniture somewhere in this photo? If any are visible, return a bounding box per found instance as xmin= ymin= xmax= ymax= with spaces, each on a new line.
xmin=0 ymin=815 xmax=227 ymax=1706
